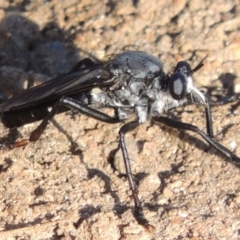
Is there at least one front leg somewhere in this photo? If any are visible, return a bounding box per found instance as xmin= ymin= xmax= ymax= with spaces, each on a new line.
xmin=153 ymin=116 xmax=240 ymax=165
xmin=204 ymin=97 xmax=214 ymax=138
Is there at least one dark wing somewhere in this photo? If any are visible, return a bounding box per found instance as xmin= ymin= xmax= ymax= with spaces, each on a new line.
xmin=0 ymin=64 xmax=114 ymax=112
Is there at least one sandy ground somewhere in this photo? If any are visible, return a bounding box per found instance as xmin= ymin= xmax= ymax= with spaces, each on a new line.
xmin=0 ymin=0 xmax=240 ymax=239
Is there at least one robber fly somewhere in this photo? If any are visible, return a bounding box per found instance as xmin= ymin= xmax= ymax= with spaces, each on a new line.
xmin=0 ymin=51 xmax=239 ymax=230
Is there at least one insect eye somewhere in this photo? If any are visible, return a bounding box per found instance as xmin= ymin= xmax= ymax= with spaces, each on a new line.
xmin=168 ymin=73 xmax=187 ymax=100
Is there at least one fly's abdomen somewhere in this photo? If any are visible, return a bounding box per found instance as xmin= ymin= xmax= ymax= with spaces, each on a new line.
xmin=1 ymin=103 xmax=68 ymax=128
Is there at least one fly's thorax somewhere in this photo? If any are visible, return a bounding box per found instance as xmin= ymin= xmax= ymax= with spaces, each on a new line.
xmin=108 ymin=51 xmax=164 ymax=81
xmin=128 ymin=80 xmax=147 ymax=96
xmin=90 ymin=88 xmax=112 ymax=106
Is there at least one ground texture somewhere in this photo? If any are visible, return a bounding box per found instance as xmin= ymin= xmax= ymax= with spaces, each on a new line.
xmin=0 ymin=0 xmax=240 ymax=239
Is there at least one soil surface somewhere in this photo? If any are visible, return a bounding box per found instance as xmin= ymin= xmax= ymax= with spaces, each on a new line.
xmin=0 ymin=0 xmax=240 ymax=239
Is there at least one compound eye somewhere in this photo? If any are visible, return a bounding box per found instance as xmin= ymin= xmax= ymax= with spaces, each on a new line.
xmin=168 ymin=73 xmax=187 ymax=100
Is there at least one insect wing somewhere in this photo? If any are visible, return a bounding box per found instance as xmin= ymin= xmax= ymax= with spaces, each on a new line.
xmin=0 ymin=64 xmax=113 ymax=112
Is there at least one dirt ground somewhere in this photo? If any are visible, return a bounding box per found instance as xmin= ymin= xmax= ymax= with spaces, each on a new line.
xmin=0 ymin=0 xmax=240 ymax=239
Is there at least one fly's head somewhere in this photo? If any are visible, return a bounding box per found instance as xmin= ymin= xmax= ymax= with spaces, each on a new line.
xmin=167 ymin=57 xmax=208 ymax=105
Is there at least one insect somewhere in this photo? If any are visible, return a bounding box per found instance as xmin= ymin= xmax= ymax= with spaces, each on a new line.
xmin=0 ymin=51 xmax=239 ymax=230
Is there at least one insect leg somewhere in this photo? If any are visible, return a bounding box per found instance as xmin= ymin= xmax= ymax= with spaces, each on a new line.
xmin=119 ymin=121 xmax=154 ymax=231
xmin=204 ymin=98 xmax=214 ymax=138
xmin=153 ymin=116 xmax=240 ymax=165
xmin=28 ymin=97 xmax=121 ymax=143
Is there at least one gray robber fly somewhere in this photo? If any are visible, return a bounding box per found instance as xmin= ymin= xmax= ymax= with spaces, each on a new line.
xmin=0 ymin=51 xmax=239 ymax=230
